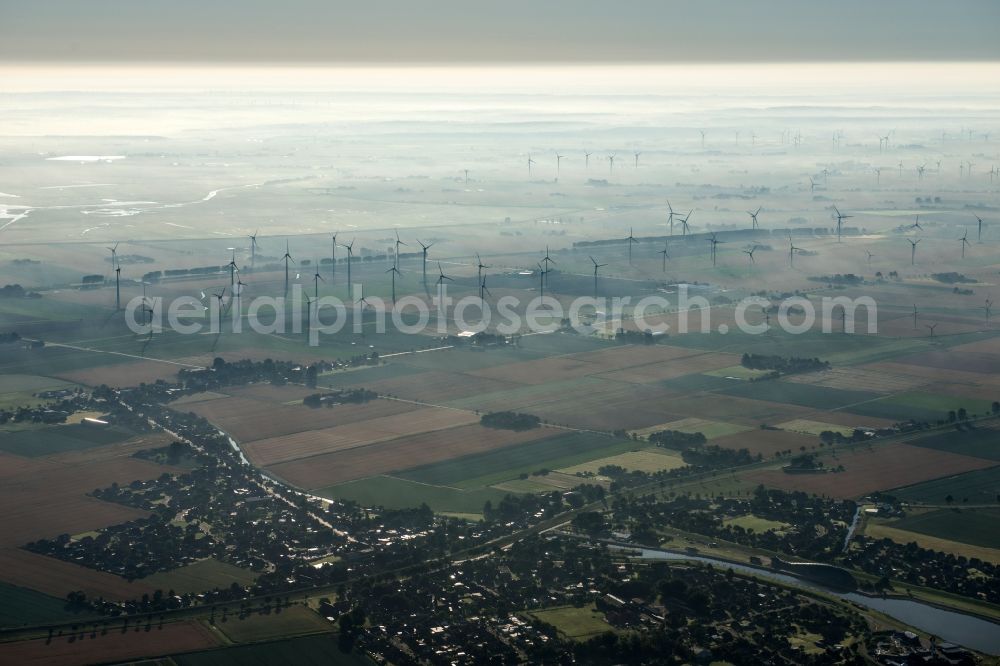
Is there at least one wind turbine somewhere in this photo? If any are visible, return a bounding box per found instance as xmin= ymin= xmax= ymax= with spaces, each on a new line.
xmin=435 ymin=262 xmax=453 ymax=303
xmin=556 ymin=153 xmax=564 ymax=175
xmin=925 ymin=323 xmax=938 ymax=337
xmin=667 ymin=201 xmax=678 ymax=235
xmin=658 ymin=241 xmax=670 ymax=272
xmin=908 ymin=238 xmax=921 ymax=265
xmin=417 ymin=239 xmax=434 ymax=285
xmin=913 ymin=304 xmax=919 ymax=329
xmin=394 ymin=230 xmax=407 ymax=266
xmin=330 ymin=233 xmax=338 ymax=283
xmin=541 ymin=246 xmax=556 ymax=286
xmin=743 ymin=244 xmax=757 ymax=264
xmin=706 ymin=233 xmax=721 ymax=267
xmin=584 ymin=150 xmax=592 ymax=168
xmin=633 ymin=151 xmax=641 ymax=168
xmin=699 ymin=129 xmax=706 ymax=148
xmin=833 ymin=205 xmax=852 ymax=243
xmin=227 ymin=249 xmax=239 ymax=288
xmin=475 ymin=253 xmax=489 ymax=291
xmin=679 ymin=212 xmax=692 ymax=236
xmin=536 ymin=262 xmax=549 ymax=298
xmin=527 ymin=154 xmax=536 ymax=176
xmin=985 ymin=299 xmax=993 ymax=327
xmin=463 ymin=168 xmax=469 ymax=184
xmin=917 ymin=164 xmax=926 ymax=180
xmin=608 ymin=154 xmax=616 ymax=173
xmin=788 ymin=236 xmax=803 ymax=267
xmin=960 ymin=229 xmax=970 ymax=259
xmin=386 ymin=265 xmax=400 ymax=303
xmin=283 ymin=241 xmax=293 ymax=297
xmin=312 ymin=263 xmax=325 ymax=299
xmin=865 ymin=249 xmax=875 ymax=267
xmin=248 ymin=230 xmax=259 ymax=270
xmin=479 ymin=275 xmax=492 ymax=303
xmin=341 ymin=239 xmax=355 ymax=288
xmin=107 ymin=243 xmax=120 ymax=310
xmin=211 ymin=288 xmax=226 ymax=332
xmin=747 ymin=206 xmax=761 ymax=230
xmin=589 ymin=255 xmax=606 ymax=296
xmin=626 ymin=228 xmax=637 ymax=264
xmin=808 ymin=176 xmax=816 ymax=192
xmin=975 ymin=215 xmax=984 ymax=242
xmin=874 ymin=167 xmax=882 ymax=184
xmin=909 ymin=215 xmax=923 ymax=231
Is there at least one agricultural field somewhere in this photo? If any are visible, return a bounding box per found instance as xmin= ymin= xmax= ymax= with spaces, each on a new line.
xmin=0 ymin=619 xmax=220 ymax=666
xmin=182 ymin=394 xmax=420 ymax=443
xmin=886 ymin=507 xmax=1000 ymax=550
xmin=218 ymin=605 xmax=333 ymax=643
xmin=890 ymin=466 xmax=1000 ymax=505
xmin=267 ymin=423 xmax=556 ymax=489
xmin=904 ymin=423 xmax=1000 ymax=461
xmin=781 ymin=366 xmax=930 ymax=394
xmin=55 ymin=358 xmax=188 ymax=387
xmin=394 ymin=431 xmax=637 ymax=489
xmin=743 ymin=442 xmax=997 ymax=499
xmin=862 ymin=521 xmax=1000 ymax=565
xmin=631 ymin=417 xmax=750 ymax=440
xmin=0 ymin=422 xmax=135 ymax=458
xmin=142 ymin=559 xmax=257 ymax=595
xmin=0 ymin=582 xmax=90 ymax=629
xmin=525 ymin=603 xmax=615 ymax=641
xmin=557 ymin=448 xmax=686 ymax=475
xmin=722 ymin=515 xmax=791 ymax=533
xmin=844 ymin=391 xmax=997 ymax=423
xmin=776 ymin=419 xmax=857 ymax=437
xmin=318 ymin=475 xmax=508 ymax=514
xmin=174 ymin=634 xmax=373 ymax=666
xmin=242 ymin=406 xmax=478 ymax=466
xmin=711 ymin=428 xmax=818 ymax=458
xmin=719 ymin=380 xmax=880 ymax=410
xmin=0 ymin=374 xmax=77 ymax=410
xmin=365 ymin=369 xmax=522 ymax=403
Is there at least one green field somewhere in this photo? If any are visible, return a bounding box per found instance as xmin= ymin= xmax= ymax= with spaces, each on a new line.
xmin=886 ymin=508 xmax=1000 ymax=550
xmin=0 ymin=422 xmax=134 ymax=457
xmin=319 ymin=475 xmax=509 ymax=513
xmin=891 ymin=466 xmax=1000 ymax=505
xmin=142 ymin=559 xmax=257 ymax=595
xmin=906 ymin=427 xmax=1000 ymax=461
xmin=723 ymin=514 xmax=791 ymax=533
xmin=526 ymin=603 xmax=614 ymax=641
xmin=846 ymin=392 xmax=996 ymax=424
xmin=632 ymin=417 xmax=750 ymax=440
xmin=219 ymin=605 xmax=332 ymax=643
xmin=660 ymin=373 xmax=739 ymax=393
xmin=395 ymin=431 xmax=634 ymax=489
xmin=317 ymin=362 xmax=425 ymax=389
xmin=0 ymin=583 xmax=91 ymax=629
xmin=720 ymin=380 xmax=879 ymax=410
xmin=174 ymin=634 xmax=373 ymax=666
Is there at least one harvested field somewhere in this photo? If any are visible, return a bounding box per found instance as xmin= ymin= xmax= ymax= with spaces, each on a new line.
xmin=55 ymin=359 xmax=186 ymax=387
xmin=888 ymin=507 xmax=1000 ymax=550
xmin=711 ymin=429 xmax=818 ymax=458
xmin=865 ymin=361 xmax=1000 ymax=388
xmin=558 ymin=449 xmax=686 ymax=475
xmin=776 ymin=419 xmax=856 ymax=437
xmin=564 ymin=344 xmax=717 ymax=372
xmin=469 ymin=355 xmax=609 ymax=385
xmin=225 ymin=383 xmax=318 ymax=403
xmin=743 ymin=442 xmax=997 ymax=499
xmin=181 ymin=396 xmax=419 ymax=443
xmin=804 ymin=411 xmax=897 ymax=431
xmin=660 ymin=394 xmax=812 ymax=427
xmin=0 ymin=549 xmax=156 ymax=601
xmin=0 ymin=619 xmax=219 ymax=666
xmin=949 ymin=336 xmax=1000 ymax=355
xmin=844 ymin=391 xmax=995 ymax=423
xmin=243 ymin=407 xmax=479 ymax=467
xmin=891 ymin=350 xmax=1000 ymax=375
xmin=595 ymin=353 xmax=739 ymax=384
xmin=318 ymin=362 xmax=427 ymax=389
xmin=782 ymin=367 xmax=930 ymax=394
xmin=366 ymin=370 xmax=523 ymax=403
xmin=862 ymin=521 xmax=1000 ymax=565
xmin=267 ymin=424 xmax=557 ymax=489
xmin=530 ymin=384 xmax=683 ymax=431
xmin=167 ymin=391 xmax=229 ymax=406
xmin=492 ymin=471 xmax=586 ymax=493
xmin=319 ymin=475 xmax=507 ymax=514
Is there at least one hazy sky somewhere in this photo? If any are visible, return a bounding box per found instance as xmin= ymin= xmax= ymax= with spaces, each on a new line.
xmin=2 ymin=0 xmax=999 ymax=64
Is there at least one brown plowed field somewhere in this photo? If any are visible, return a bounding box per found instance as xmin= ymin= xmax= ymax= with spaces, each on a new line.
xmin=0 ymin=619 xmax=219 ymax=666
xmin=242 ymin=407 xmax=479 ymax=466
xmin=57 ymin=360 xmax=185 ymax=388
xmin=743 ymin=442 xmax=997 ymax=499
xmin=268 ymin=424 xmax=557 ymax=488
xmin=181 ymin=396 xmax=420 ymax=443
xmin=711 ymin=429 xmax=818 ymax=458
xmin=595 ymin=353 xmax=739 ymax=384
